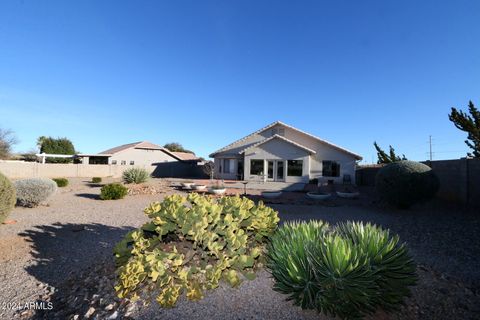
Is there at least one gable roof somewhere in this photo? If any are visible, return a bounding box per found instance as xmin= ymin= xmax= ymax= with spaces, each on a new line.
xmin=99 ymin=141 xmax=182 ymax=160
xmin=238 ymin=134 xmax=316 ymax=155
xmin=209 ymin=121 xmax=362 ymax=160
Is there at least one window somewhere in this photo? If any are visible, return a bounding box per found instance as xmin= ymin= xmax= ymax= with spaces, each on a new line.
xmin=287 ymin=160 xmax=303 ymax=176
xmin=130 ymin=161 xmax=135 ymax=165
xmin=250 ymin=159 xmax=264 ymax=175
xmin=111 ymin=160 xmax=117 ymax=165
xmin=121 ymin=160 xmax=126 ymax=165
xmin=223 ymin=159 xmax=235 ymax=174
xmin=322 ymin=161 xmax=340 ymax=177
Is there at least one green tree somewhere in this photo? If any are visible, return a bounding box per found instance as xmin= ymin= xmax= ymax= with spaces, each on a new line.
xmin=0 ymin=128 xmax=18 ymax=159
xmin=163 ymin=142 xmax=194 ymax=154
xmin=448 ymin=100 xmax=480 ymax=158
xmin=374 ymin=142 xmax=407 ymax=164
xmin=38 ymin=136 xmax=76 ymax=163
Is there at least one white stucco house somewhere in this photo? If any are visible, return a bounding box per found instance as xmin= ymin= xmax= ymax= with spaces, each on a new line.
xmin=209 ymin=121 xmax=362 ymax=184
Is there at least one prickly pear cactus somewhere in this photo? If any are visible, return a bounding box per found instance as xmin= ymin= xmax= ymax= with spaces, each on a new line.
xmin=114 ymin=193 xmax=279 ymax=307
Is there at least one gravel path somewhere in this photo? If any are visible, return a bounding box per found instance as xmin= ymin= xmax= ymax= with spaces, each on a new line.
xmin=0 ymin=179 xmax=479 ymax=319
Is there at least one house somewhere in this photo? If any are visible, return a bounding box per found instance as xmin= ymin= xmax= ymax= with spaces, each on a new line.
xmin=75 ymin=141 xmax=183 ymax=166
xmin=209 ymin=121 xmax=362 ymax=184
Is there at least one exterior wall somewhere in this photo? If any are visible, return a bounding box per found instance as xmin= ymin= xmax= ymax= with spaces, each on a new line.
xmin=243 ymin=139 xmax=310 ymax=183
xmin=356 ymin=159 xmax=480 ymax=208
xmin=0 ymin=162 xmax=152 ymax=179
xmin=213 ymin=123 xmax=359 ymax=183
xmin=109 ymin=148 xmax=177 ymax=166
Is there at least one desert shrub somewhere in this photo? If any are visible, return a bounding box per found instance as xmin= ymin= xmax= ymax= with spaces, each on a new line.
xmin=122 ymin=167 xmax=149 ymax=184
xmin=52 ymin=178 xmax=69 ymax=187
xmin=0 ymin=172 xmax=16 ymax=223
xmin=114 ymin=193 xmax=279 ymax=307
xmin=375 ymin=160 xmax=439 ymax=209
xmin=14 ymin=178 xmax=57 ymax=207
xmin=267 ymin=220 xmax=417 ymax=319
xmin=100 ymin=183 xmax=128 ymax=200
xmin=92 ymin=177 xmax=102 ymax=183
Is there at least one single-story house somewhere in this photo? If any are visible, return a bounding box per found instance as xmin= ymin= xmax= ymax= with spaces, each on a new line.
xmin=209 ymin=121 xmax=362 ymax=184
xmin=75 ymin=141 xmax=188 ymax=166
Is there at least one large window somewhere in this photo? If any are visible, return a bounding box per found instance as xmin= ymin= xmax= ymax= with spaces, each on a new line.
xmin=287 ymin=160 xmax=303 ymax=176
xmin=250 ymin=159 xmax=264 ymax=175
xmin=322 ymin=161 xmax=340 ymax=177
xmin=222 ymin=159 xmax=235 ymax=174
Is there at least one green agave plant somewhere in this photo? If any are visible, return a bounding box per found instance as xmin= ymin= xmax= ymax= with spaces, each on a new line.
xmin=267 ymin=220 xmax=417 ymax=319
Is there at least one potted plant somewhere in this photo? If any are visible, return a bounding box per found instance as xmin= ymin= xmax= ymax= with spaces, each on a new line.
xmin=181 ymin=181 xmax=195 ymax=189
xmin=306 ymin=191 xmax=331 ymax=200
xmin=261 ymin=190 xmax=282 ymax=199
xmin=208 ymin=181 xmax=226 ymax=195
xmin=336 ymin=187 xmax=360 ymax=199
xmin=192 ymin=184 xmax=207 ymax=191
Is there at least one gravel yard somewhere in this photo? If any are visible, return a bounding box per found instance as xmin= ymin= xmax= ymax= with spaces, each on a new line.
xmin=0 ymin=178 xmax=479 ymax=319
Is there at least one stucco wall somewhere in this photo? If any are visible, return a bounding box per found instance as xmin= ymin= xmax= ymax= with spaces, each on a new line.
xmin=0 ymin=162 xmax=156 ymax=179
xmin=355 ymin=159 xmax=480 ymax=208
xmin=109 ymin=148 xmax=177 ymax=166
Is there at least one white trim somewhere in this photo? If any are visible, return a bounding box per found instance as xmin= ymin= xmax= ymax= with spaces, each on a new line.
xmin=238 ymin=134 xmax=316 ymax=155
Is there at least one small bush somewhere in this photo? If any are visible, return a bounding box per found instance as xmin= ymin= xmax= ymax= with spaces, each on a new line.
xmin=52 ymin=178 xmax=69 ymax=187
xmin=100 ymin=183 xmax=128 ymax=200
xmin=375 ymin=160 xmax=439 ymax=209
xmin=114 ymin=194 xmax=279 ymax=307
xmin=14 ymin=178 xmax=57 ymax=207
xmin=92 ymin=177 xmax=102 ymax=183
xmin=122 ymin=167 xmax=149 ymax=184
xmin=0 ymin=172 xmax=16 ymax=223
xmin=308 ymin=178 xmax=319 ymax=185
xmin=267 ymin=220 xmax=417 ymax=319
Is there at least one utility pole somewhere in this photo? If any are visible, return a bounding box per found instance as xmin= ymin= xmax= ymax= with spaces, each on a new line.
xmin=429 ymin=135 xmax=433 ymax=161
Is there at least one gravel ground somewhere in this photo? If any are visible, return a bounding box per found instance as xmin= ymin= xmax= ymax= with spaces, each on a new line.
xmin=0 ymin=179 xmax=479 ymax=319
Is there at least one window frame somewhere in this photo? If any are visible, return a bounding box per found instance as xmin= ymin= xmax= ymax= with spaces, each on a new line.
xmin=322 ymin=160 xmax=341 ymax=177
xmin=287 ymin=160 xmax=303 ymax=177
xmin=250 ymin=159 xmax=264 ymax=176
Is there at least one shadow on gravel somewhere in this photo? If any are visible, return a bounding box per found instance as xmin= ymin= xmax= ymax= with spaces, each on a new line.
xmin=75 ymin=193 xmax=101 ymax=200
xmin=18 ymin=223 xmax=133 ymax=319
xmin=86 ymin=183 xmax=104 ymax=188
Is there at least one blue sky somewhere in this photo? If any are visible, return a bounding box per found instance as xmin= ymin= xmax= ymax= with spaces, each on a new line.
xmin=1 ymin=0 xmax=479 ymax=162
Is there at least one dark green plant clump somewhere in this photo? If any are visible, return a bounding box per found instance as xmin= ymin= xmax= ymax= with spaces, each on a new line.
xmin=375 ymin=160 xmax=439 ymax=208
xmin=92 ymin=177 xmax=102 ymax=183
xmin=52 ymin=178 xmax=69 ymax=187
xmin=100 ymin=183 xmax=128 ymax=200
xmin=0 ymin=172 xmax=16 ymax=223
xmin=267 ymin=220 xmax=417 ymax=319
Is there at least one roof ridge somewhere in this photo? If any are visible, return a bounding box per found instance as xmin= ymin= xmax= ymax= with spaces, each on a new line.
xmin=238 ymin=134 xmax=316 ymax=154
xmin=209 ymin=121 xmax=280 ymax=157
xmin=209 ymin=121 xmax=362 ymax=160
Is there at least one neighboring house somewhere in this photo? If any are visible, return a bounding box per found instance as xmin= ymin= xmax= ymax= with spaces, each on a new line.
xmin=75 ymin=141 xmax=182 ymax=166
xmin=209 ymin=121 xmax=362 ymax=184
xmin=99 ymin=141 xmax=181 ymax=166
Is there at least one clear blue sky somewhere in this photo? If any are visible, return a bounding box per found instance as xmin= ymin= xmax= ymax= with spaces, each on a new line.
xmin=1 ymin=1 xmax=479 ymax=163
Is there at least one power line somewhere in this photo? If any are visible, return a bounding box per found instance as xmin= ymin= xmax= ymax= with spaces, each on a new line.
xmin=429 ymin=135 xmax=433 ymax=161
